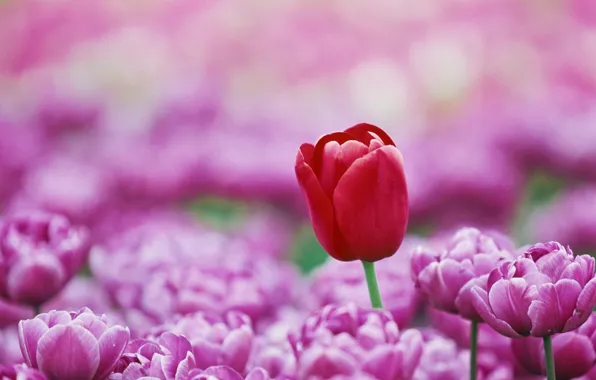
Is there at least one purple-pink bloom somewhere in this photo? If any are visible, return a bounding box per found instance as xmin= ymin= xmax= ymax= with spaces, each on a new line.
xmin=110 ymin=332 xmax=196 ymax=380
xmin=427 ymin=309 xmax=516 ymax=370
xmin=188 ymin=366 xmax=270 ymax=380
xmin=310 ymin=238 xmax=420 ymax=328
xmin=289 ymin=304 xmax=423 ymax=380
xmin=411 ymin=228 xmax=514 ymax=320
xmin=151 ymin=311 xmax=253 ymax=374
xmin=0 ymin=211 xmax=90 ymax=306
xmin=0 ymin=326 xmax=25 ymax=365
xmin=512 ymin=312 xmax=596 ymax=379
xmin=471 ymin=241 xmax=596 ymax=337
xmin=413 ymin=333 xmax=513 ymax=380
xmin=18 ymin=308 xmax=129 ymax=380
xmin=0 ymin=364 xmax=47 ymax=380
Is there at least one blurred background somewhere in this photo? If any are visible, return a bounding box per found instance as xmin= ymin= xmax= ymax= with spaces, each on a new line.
xmin=1 ymin=0 xmax=596 ymax=273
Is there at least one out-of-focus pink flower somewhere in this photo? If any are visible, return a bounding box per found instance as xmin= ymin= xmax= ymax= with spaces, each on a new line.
xmin=531 ymin=186 xmax=596 ymax=254
xmin=310 ymin=238 xmax=421 ymax=327
xmin=428 ymin=309 xmax=516 ymax=372
xmin=91 ymin=220 xmax=302 ymax=335
xmin=0 ymin=119 xmax=45 ymax=206
xmin=0 ymin=364 xmax=47 ymax=380
xmin=512 ymin=312 xmax=596 ymax=379
xmin=471 ymin=242 xmax=596 ymax=337
xmin=413 ymin=333 xmax=513 ymax=380
xmin=0 ymin=327 xmax=24 ymax=365
xmin=110 ymin=332 xmax=195 ymax=380
xmin=289 ymin=303 xmax=423 ymax=380
xmin=42 ymin=277 xmax=114 ymax=315
xmin=249 ymin=308 xmax=302 ymax=378
xmin=411 ymin=228 xmax=514 ymax=320
xmin=188 ymin=366 xmax=270 ymax=380
xmin=19 ymin=308 xmax=129 ymax=380
xmin=152 ymin=311 xmax=253 ymax=374
xmin=0 ymin=211 xmax=90 ymax=306
xmin=9 ymin=156 xmax=115 ymax=225
xmin=405 ymin=134 xmax=523 ymax=230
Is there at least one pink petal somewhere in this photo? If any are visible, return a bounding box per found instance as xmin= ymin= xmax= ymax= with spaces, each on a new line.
xmin=418 ymin=259 xmax=474 ymax=313
xmin=7 ymin=256 xmax=66 ymax=305
xmin=37 ymin=325 xmax=100 ymax=380
xmin=18 ymin=318 xmax=49 ymax=367
xmin=470 ymin=286 xmax=523 ymax=338
xmin=489 ymin=278 xmax=533 ymax=336
xmin=222 ymin=328 xmax=252 ymax=372
xmin=563 ymin=277 xmax=596 ymax=332
xmin=536 ymin=252 xmax=569 ymax=282
xmin=362 ymin=345 xmax=403 ymax=380
xmin=94 ymin=325 xmax=130 ymax=380
xmin=298 ymin=346 xmax=356 ymax=378
xmin=552 ymin=333 xmax=596 ymax=379
xmin=0 ymin=298 xmax=33 ymax=328
xmin=333 ymin=146 xmax=408 ymax=262
xmin=529 ymin=280 xmax=581 ymax=336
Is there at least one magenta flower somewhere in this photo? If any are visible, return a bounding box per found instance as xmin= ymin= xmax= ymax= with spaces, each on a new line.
xmin=411 ymin=228 xmax=514 ymax=320
xmin=512 ymin=312 xmax=596 ymax=379
xmin=110 ymin=332 xmax=196 ymax=380
xmin=18 ymin=308 xmax=129 ymax=380
xmin=471 ymin=241 xmax=596 ymax=337
xmin=0 ymin=364 xmax=47 ymax=380
xmin=289 ymin=304 xmax=423 ymax=380
xmin=188 ymin=366 xmax=270 ymax=380
xmin=0 ymin=212 xmax=90 ymax=305
xmin=310 ymin=238 xmax=420 ymax=327
xmin=152 ymin=311 xmax=253 ymax=374
xmin=413 ymin=333 xmax=513 ymax=380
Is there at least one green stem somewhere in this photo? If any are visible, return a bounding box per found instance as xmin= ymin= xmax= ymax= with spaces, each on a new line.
xmin=361 ymin=261 xmax=383 ymax=309
xmin=470 ymin=321 xmax=478 ymax=380
xmin=543 ymin=335 xmax=556 ymax=380
xmin=33 ymin=304 xmax=41 ymax=316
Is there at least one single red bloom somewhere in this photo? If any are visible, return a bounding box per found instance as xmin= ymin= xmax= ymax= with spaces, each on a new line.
xmin=295 ymin=123 xmax=408 ymax=262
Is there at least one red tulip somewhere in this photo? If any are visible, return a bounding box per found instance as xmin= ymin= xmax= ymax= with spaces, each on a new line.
xmin=295 ymin=123 xmax=408 ymax=262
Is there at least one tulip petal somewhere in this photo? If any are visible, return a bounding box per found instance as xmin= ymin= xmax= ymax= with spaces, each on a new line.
xmin=362 ymin=345 xmax=402 ymax=380
xmin=222 ymin=328 xmax=252 ymax=372
xmin=94 ymin=325 xmax=130 ymax=380
xmin=18 ymin=318 xmax=49 ymax=367
xmin=470 ymin=286 xmax=523 ymax=338
xmin=536 ymin=252 xmax=568 ymax=282
xmin=333 ymin=146 xmax=408 ymax=262
xmin=563 ymin=277 xmax=596 ymax=332
xmin=418 ymin=259 xmax=474 ymax=313
xmin=529 ymin=280 xmax=581 ymax=336
xmin=37 ymin=324 xmax=100 ymax=380
xmin=245 ymin=368 xmax=270 ymax=380
xmin=489 ymin=278 xmax=533 ymax=336
xmin=199 ymin=366 xmax=244 ymax=380
xmin=7 ymin=255 xmax=66 ymax=305
xmin=299 ymin=346 xmax=356 ymax=378
xmin=553 ymin=333 xmax=596 ymax=379
xmin=295 ymin=151 xmax=347 ymax=260
xmin=456 ymin=276 xmax=487 ymax=321
xmin=344 ymin=123 xmax=396 ymax=146
xmin=0 ymin=298 xmax=33 ymax=328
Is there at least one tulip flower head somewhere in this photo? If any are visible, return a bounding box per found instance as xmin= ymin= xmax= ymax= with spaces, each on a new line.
xmin=0 ymin=212 xmax=90 ymax=306
xmin=411 ymin=227 xmax=514 ymax=320
xmin=295 ymin=123 xmax=408 ymax=262
xmin=471 ymin=242 xmax=596 ymax=338
xmin=18 ymin=308 xmax=130 ymax=380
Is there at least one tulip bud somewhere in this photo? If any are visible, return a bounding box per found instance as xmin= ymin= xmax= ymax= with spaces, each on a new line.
xmin=295 ymin=123 xmax=408 ymax=262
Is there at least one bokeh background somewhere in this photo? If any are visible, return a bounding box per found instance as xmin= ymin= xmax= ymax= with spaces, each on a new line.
xmin=1 ymin=0 xmax=596 ymax=275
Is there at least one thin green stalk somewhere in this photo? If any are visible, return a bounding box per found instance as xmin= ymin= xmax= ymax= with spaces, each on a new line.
xmin=361 ymin=261 xmax=383 ymax=309
xmin=34 ymin=304 xmax=41 ymax=316
xmin=470 ymin=321 xmax=478 ymax=380
xmin=543 ymin=335 xmax=556 ymax=380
